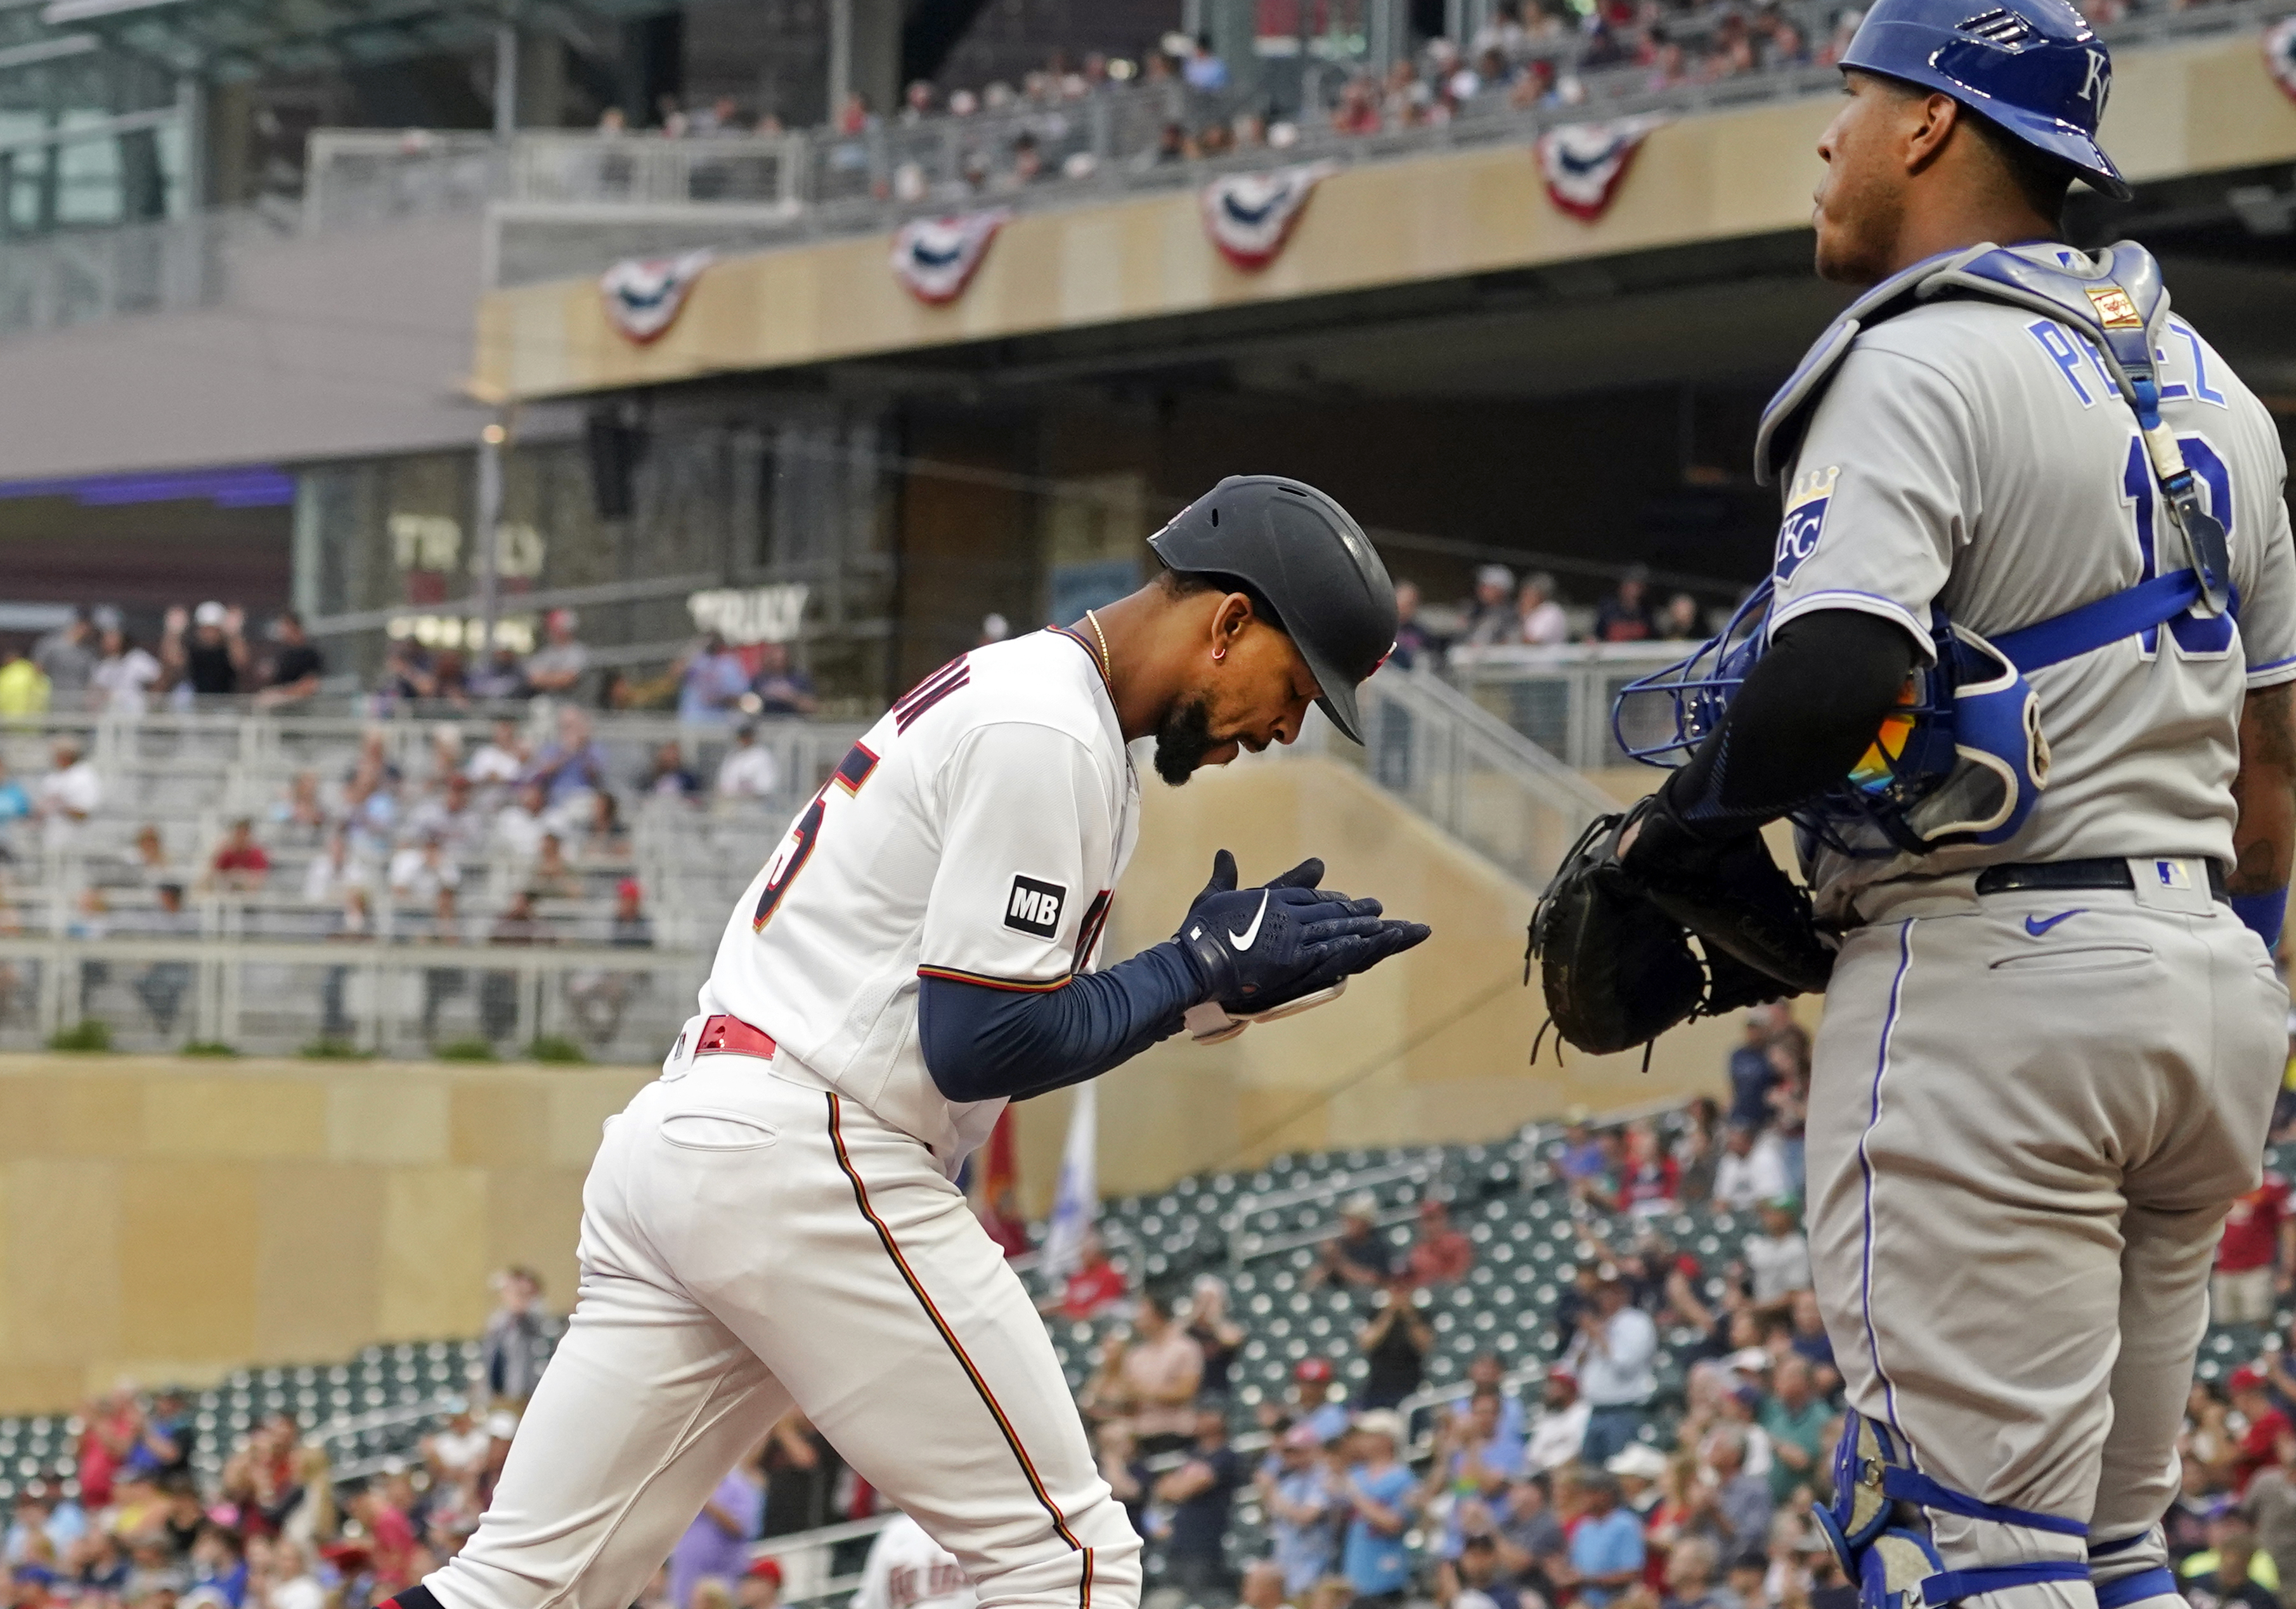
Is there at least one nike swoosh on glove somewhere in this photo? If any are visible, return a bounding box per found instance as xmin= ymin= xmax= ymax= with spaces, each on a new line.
xmin=1174 ymin=849 xmax=1432 ymax=1006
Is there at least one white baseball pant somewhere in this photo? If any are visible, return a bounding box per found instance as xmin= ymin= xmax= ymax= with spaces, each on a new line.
xmin=1807 ymin=875 xmax=2284 ymax=1609
xmin=408 ymin=1046 xmax=1140 ymax=1609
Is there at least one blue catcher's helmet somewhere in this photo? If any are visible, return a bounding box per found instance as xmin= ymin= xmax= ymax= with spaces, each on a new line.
xmin=1614 ymin=585 xmax=2052 ymax=857
xmin=1839 ymin=0 xmax=2131 ymax=201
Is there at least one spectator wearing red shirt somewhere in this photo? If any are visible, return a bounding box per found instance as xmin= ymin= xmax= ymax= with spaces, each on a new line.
xmin=346 ymin=1482 xmax=419 ymax=1591
xmin=1039 ymin=1230 xmax=1128 ymax=1320
xmin=207 ymin=818 xmax=272 ymax=893
xmin=2232 ymin=1367 xmax=2292 ymax=1495
xmin=1619 ymin=1121 xmax=1679 ymax=1216
xmin=2217 ymin=1173 xmax=2295 ymax=1327
xmin=1408 ymin=1200 xmax=1474 ymax=1287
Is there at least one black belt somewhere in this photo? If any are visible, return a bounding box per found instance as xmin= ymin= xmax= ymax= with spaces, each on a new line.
xmin=1975 ymin=857 xmax=2228 ymax=902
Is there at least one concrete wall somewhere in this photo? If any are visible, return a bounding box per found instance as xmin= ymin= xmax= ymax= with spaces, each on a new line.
xmin=0 ymin=1058 xmax=648 ymax=1414
xmin=0 ymin=213 xmax=492 ymax=484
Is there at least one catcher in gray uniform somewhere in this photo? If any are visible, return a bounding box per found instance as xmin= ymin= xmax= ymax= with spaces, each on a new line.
xmin=1531 ymin=2 xmax=2296 ymax=1608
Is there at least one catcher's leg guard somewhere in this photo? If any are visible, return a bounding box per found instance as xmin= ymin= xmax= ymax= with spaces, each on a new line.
xmin=2086 ymin=1528 xmax=2177 ymax=1609
xmin=1813 ymin=1412 xmax=2092 ymax=1609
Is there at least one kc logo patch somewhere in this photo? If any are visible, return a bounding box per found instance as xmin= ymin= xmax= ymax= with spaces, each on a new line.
xmin=1005 ymin=876 xmax=1067 ymax=939
xmin=1774 ymin=464 xmax=1839 ymax=585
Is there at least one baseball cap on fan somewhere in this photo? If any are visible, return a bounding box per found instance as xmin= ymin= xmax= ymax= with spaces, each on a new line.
xmin=1147 ymin=476 xmax=1399 ymax=744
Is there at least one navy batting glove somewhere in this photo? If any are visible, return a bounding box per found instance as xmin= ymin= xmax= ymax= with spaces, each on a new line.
xmin=1174 ymin=852 xmax=1396 ymax=1005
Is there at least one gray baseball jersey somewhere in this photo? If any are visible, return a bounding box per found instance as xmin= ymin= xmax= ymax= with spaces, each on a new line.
xmin=1768 ymin=242 xmax=2296 ymax=919
xmin=1777 ymin=242 xmax=2295 ymax=1609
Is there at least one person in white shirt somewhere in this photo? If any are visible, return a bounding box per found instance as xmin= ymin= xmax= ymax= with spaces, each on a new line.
xmin=1711 ymin=1122 xmax=1789 ymax=1213
xmin=92 ymin=629 xmax=163 ymax=717
xmin=467 ymin=719 xmax=529 ymax=790
xmin=714 ymin=725 xmax=781 ymax=800
xmin=492 ymin=783 xmax=548 ymax=863
xmin=1566 ymin=1272 xmax=1656 ymax=1464
xmin=303 ymin=831 xmax=372 ymax=908
xmin=1514 ymin=575 xmax=1569 ymax=647
xmin=1522 ymin=1369 xmax=1591 ymax=1473
xmin=1738 ymin=1198 xmax=1811 ymax=1308
xmin=36 ymin=738 xmax=101 ymax=849
xmin=853 ymin=1513 xmax=976 ymax=1609
xmin=390 ymin=835 xmax=465 ymax=907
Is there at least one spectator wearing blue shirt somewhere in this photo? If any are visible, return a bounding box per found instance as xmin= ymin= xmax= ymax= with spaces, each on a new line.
xmin=677 ymin=634 xmax=751 ymax=725
xmin=1424 ymin=1390 xmax=1525 ymax=1561
xmin=1157 ymin=1407 xmax=1245 ymax=1605
xmin=1559 ymin=1470 xmax=1645 ymax=1608
xmin=524 ymin=707 xmax=609 ymax=808
xmin=0 ymin=757 xmax=30 ymax=861
xmin=1725 ymin=1008 xmax=1780 ymax=1130
xmin=1557 ymin=1118 xmax=1607 ymax=1186
xmin=1259 ymin=1426 xmax=1340 ymax=1596
xmin=1341 ymin=1411 xmax=1418 ymax=1608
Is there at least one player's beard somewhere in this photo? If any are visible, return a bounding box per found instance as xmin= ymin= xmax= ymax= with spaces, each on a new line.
xmin=1153 ymin=696 xmax=1217 ymax=786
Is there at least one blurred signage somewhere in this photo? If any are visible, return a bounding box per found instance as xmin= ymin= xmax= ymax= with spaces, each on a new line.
xmin=688 ymin=584 xmax=808 ymax=645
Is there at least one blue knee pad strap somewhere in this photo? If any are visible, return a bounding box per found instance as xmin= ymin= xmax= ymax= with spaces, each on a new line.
xmin=1820 ymin=1412 xmax=2089 ymax=1609
xmin=2092 ymin=1566 xmax=2178 ymax=1609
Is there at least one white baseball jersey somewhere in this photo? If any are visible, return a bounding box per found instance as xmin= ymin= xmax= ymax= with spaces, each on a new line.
xmin=697 ymin=627 xmax=1138 ymax=1166
xmin=1768 ymin=242 xmax=2296 ymax=917
xmin=855 ymin=1515 xmax=978 ymax=1609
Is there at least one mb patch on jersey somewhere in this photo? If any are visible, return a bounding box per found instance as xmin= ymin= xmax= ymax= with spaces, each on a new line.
xmin=1004 ymin=876 xmax=1066 ymax=939
xmin=1773 ymin=464 xmax=1839 ymax=584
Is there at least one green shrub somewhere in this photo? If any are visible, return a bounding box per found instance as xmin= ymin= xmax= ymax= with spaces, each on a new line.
xmin=46 ymin=1020 xmax=112 ymax=1053
xmin=299 ymin=1037 xmax=368 ymax=1060
xmin=435 ymin=1038 xmax=500 ymax=1062
xmin=181 ymin=1041 xmax=240 ymax=1059
xmin=525 ymin=1035 xmax=587 ymax=1065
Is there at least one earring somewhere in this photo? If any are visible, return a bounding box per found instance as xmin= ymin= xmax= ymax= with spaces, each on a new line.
xmin=1213 ymin=648 xmax=1226 ymax=661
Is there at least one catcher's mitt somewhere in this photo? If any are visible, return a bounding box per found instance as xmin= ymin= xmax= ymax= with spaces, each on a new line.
xmin=1528 ymin=812 xmax=1704 ymax=1057
xmin=1528 ymin=801 xmax=1828 ymax=1060
xmin=1619 ymin=793 xmax=1835 ymax=996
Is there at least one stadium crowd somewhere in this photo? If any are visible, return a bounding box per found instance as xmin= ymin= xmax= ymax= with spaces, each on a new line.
xmin=10 ymin=1030 xmax=2296 ymax=1609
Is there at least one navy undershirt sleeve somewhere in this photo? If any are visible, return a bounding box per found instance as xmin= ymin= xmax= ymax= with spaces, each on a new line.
xmin=918 ymin=941 xmax=1207 ymax=1104
xmin=1659 ymin=608 xmax=1921 ymax=836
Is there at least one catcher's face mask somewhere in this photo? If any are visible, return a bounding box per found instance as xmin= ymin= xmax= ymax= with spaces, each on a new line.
xmin=1614 ymin=582 xmax=2051 ymax=857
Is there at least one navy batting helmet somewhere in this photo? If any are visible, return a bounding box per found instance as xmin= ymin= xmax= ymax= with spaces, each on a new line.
xmin=1839 ymin=0 xmax=2129 ymax=200
xmin=1148 ymin=476 xmax=1397 ymax=744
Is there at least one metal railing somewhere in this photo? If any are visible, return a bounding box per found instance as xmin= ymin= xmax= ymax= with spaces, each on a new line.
xmin=0 ymin=933 xmax=706 ymax=1060
xmin=1444 ymin=641 xmax=1687 ymax=773
xmin=1299 ymin=664 xmax=1616 ymax=892
xmin=1223 ymin=1154 xmax=1445 ymax=1265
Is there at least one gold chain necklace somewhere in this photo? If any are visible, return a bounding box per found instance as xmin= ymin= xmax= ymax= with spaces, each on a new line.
xmin=1084 ymin=608 xmax=1112 ymax=681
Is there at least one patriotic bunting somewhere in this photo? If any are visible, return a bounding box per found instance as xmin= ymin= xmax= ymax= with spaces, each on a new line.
xmin=889 ymin=208 xmax=1013 ymax=304
xmin=1200 ymin=162 xmax=1339 ymax=271
xmin=1536 ymin=117 xmax=1666 ymax=222
xmin=2266 ymin=16 xmax=2296 ymax=105
xmin=597 ymin=249 xmax=713 ymax=344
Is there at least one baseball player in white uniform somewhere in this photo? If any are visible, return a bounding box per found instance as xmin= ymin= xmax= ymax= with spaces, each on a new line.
xmin=1607 ymin=4 xmax=2296 ymax=1609
xmin=382 ymin=476 xmax=1427 ymax=1609
xmin=856 ymin=1515 xmax=978 ymax=1609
